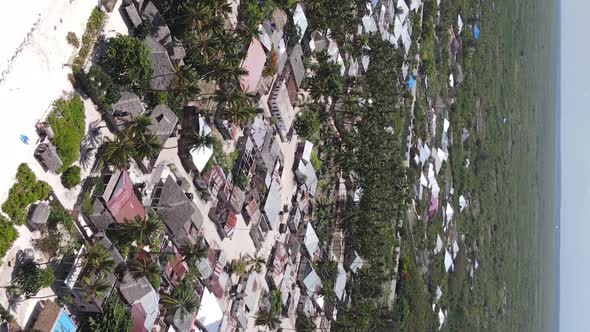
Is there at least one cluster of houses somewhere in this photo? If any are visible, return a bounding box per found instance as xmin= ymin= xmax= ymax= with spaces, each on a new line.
xmin=404 ymin=4 xmax=482 ymax=330
xmin=23 ymin=1 xmax=377 ymax=332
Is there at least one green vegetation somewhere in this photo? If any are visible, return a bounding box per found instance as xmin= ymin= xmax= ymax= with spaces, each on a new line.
xmin=35 ymin=203 xmax=77 ymax=258
xmin=100 ymin=115 xmax=162 ymax=169
xmin=100 ymin=35 xmax=152 ymax=94
xmin=293 ymin=110 xmax=320 ymax=140
xmin=0 ymin=304 xmax=14 ymax=323
xmin=73 ymin=8 xmax=106 ymax=72
xmin=12 ymin=260 xmax=55 ymax=298
xmin=2 ymin=164 xmax=51 ymax=224
xmin=47 ymin=96 xmax=86 ymax=172
xmin=0 ymin=216 xmax=17 ymax=260
xmin=61 ymin=166 xmax=81 ymax=189
xmin=89 ymin=294 xmax=132 ymax=332
xmin=66 ymin=32 xmax=80 ymax=48
xmin=78 ymin=65 xmax=121 ymax=111
xmin=160 ymin=279 xmax=199 ymax=320
xmin=310 ymin=150 xmax=322 ymax=172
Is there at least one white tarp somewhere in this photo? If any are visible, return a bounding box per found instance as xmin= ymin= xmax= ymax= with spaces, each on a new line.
xmin=420 ymin=173 xmax=428 ymax=187
xmin=452 ymin=240 xmax=460 ymax=259
xmin=449 ymin=73 xmax=454 ymax=87
xmin=438 ymin=309 xmax=446 ymax=329
xmin=420 ymin=144 xmax=431 ymax=164
xmin=443 ymin=118 xmax=450 ymax=133
xmin=459 ymin=195 xmax=467 ymax=212
xmin=444 ymin=250 xmax=454 ymax=272
xmin=445 ymin=203 xmax=454 ymax=222
xmin=197 ymin=288 xmax=224 ymax=332
xmin=396 ymin=0 xmax=410 ymax=22
xmin=435 ymin=286 xmax=443 ymax=302
xmin=434 ymin=234 xmax=443 ymax=254
xmin=190 ymin=115 xmax=214 ymax=172
xmin=457 ymin=14 xmax=463 ymax=34
xmin=293 ymin=4 xmax=308 ymax=43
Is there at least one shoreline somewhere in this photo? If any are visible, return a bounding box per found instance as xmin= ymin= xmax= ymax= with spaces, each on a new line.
xmin=0 ymin=0 xmax=97 ymax=204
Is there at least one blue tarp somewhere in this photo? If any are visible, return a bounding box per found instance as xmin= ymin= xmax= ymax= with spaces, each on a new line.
xmin=473 ymin=25 xmax=480 ymax=40
xmin=407 ymin=75 xmax=416 ymax=89
xmin=19 ymin=134 xmax=29 ymax=145
xmin=371 ymin=0 xmax=379 ymax=6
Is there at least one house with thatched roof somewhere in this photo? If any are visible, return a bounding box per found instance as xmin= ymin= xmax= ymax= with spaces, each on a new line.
xmin=34 ymin=142 xmax=63 ymax=173
xmin=28 ymin=202 xmax=50 ymax=230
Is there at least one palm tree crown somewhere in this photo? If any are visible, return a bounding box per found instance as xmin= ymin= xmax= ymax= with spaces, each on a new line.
xmin=82 ymin=243 xmax=115 ymax=277
xmin=101 ymin=137 xmax=135 ymax=169
xmin=127 ymin=256 xmax=161 ymax=281
xmin=160 ymin=279 xmax=199 ymax=320
xmin=254 ymin=307 xmax=281 ymax=331
xmin=109 ymin=214 xmax=164 ymax=248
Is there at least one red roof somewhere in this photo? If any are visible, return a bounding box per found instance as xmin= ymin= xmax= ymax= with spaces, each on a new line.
xmin=131 ymin=303 xmax=148 ymax=332
xmin=225 ymin=210 xmax=237 ymax=229
xmin=239 ymin=38 xmax=266 ymax=93
xmin=106 ymin=169 xmax=145 ymax=224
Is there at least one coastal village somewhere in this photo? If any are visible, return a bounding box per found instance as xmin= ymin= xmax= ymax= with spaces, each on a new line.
xmin=0 ymin=0 xmax=500 ymax=331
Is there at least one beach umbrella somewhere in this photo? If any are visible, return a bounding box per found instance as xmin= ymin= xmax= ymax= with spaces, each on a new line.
xmin=19 ymin=134 xmax=29 ymax=144
xmin=473 ymin=25 xmax=480 ymax=40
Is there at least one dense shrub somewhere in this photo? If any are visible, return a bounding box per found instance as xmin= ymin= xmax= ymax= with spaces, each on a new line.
xmin=78 ymin=65 xmax=121 ymax=111
xmin=61 ymin=166 xmax=81 ymax=189
xmin=101 ymin=35 xmax=152 ymax=94
xmin=0 ymin=216 xmax=17 ymax=260
xmin=1 ymin=164 xmax=51 ymax=224
xmin=47 ymin=96 xmax=86 ymax=172
xmin=293 ymin=111 xmax=320 ymax=139
xmin=88 ymin=294 xmax=132 ymax=332
xmin=73 ymin=8 xmax=106 ymax=72
xmin=66 ymin=32 xmax=80 ymax=48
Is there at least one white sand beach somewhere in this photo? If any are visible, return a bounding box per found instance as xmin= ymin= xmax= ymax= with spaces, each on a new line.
xmin=0 ymin=0 xmax=97 ymax=203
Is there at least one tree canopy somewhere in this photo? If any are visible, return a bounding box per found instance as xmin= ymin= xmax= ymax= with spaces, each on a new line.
xmin=101 ymin=35 xmax=152 ymax=93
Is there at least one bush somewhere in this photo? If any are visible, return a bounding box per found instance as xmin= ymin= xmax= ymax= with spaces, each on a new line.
xmin=101 ymin=35 xmax=152 ymax=94
xmin=48 ymin=96 xmax=86 ymax=172
xmin=61 ymin=166 xmax=81 ymax=189
xmin=13 ymin=260 xmax=55 ymax=297
xmin=1 ymin=164 xmax=51 ymax=224
xmin=66 ymin=32 xmax=80 ymax=48
xmin=310 ymin=150 xmax=322 ymax=172
xmin=73 ymin=8 xmax=106 ymax=72
xmin=293 ymin=111 xmax=320 ymax=139
xmin=89 ymin=294 xmax=132 ymax=332
xmin=0 ymin=216 xmax=17 ymax=260
xmin=78 ymin=65 xmax=121 ymax=111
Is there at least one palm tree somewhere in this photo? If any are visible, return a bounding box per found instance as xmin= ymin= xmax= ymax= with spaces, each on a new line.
xmin=254 ymin=308 xmax=281 ymax=331
xmin=123 ymin=114 xmax=153 ymax=138
xmin=188 ymin=32 xmax=220 ymax=65
xmin=132 ymin=132 xmax=162 ymax=161
xmin=81 ymin=243 xmax=115 ymax=277
xmin=181 ymin=3 xmax=212 ymax=33
xmin=179 ymin=241 xmax=208 ymax=267
xmin=229 ymin=258 xmax=247 ymax=277
xmin=101 ymin=136 xmax=135 ymax=169
xmin=127 ymin=256 xmax=161 ymax=281
xmin=224 ymin=104 xmax=260 ymax=126
xmin=244 ymin=254 xmax=266 ymax=273
xmin=184 ymin=130 xmax=215 ymax=152
xmin=160 ymin=279 xmax=198 ymax=320
xmin=213 ymin=88 xmax=244 ymax=109
xmin=108 ymin=215 xmax=164 ymax=248
xmin=170 ymin=65 xmax=201 ymax=105
xmin=203 ymin=61 xmax=248 ymax=84
xmin=78 ymin=275 xmax=111 ymax=301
